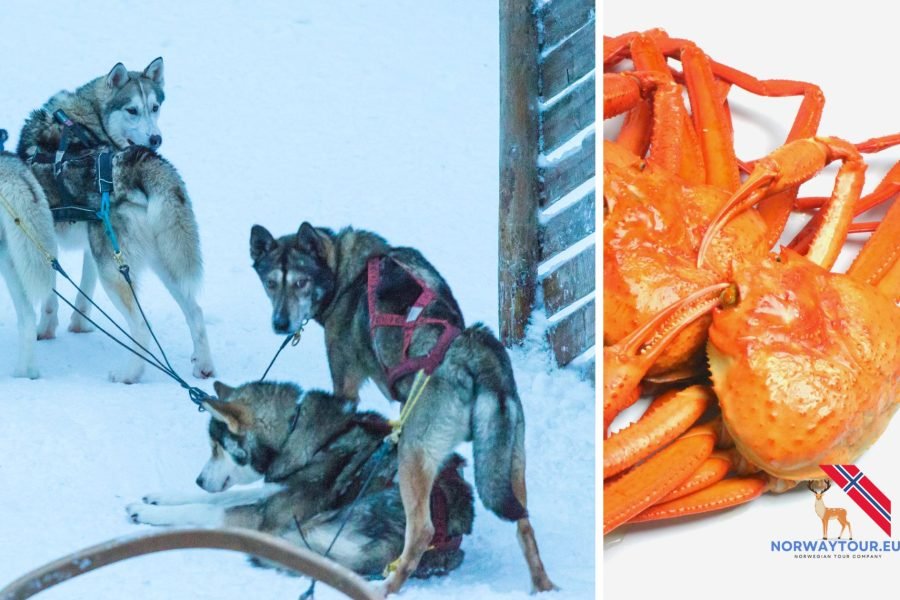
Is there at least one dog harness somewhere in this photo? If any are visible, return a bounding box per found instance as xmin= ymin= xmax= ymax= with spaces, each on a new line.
xmin=428 ymin=481 xmax=462 ymax=552
xmin=366 ymin=255 xmax=461 ymax=398
xmin=28 ymin=110 xmax=112 ymax=224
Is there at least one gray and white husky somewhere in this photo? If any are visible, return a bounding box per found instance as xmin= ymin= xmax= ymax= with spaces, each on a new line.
xmin=0 ymin=151 xmax=56 ymax=378
xmin=5 ymin=59 xmax=215 ymax=382
xmin=127 ymin=380 xmax=475 ymax=579
xmin=18 ymin=59 xmax=164 ymax=339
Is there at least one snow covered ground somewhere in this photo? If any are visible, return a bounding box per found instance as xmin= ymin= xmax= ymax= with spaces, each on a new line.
xmin=0 ymin=2 xmax=595 ymax=598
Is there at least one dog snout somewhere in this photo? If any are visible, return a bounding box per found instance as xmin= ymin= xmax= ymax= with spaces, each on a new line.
xmin=273 ymin=315 xmax=291 ymax=334
xmin=149 ymin=134 xmax=162 ymax=149
xmin=195 ymin=475 xmax=205 ymax=489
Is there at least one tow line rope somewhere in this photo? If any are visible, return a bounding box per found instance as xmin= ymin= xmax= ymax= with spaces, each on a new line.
xmin=259 ymin=321 xmax=307 ymax=381
xmin=5 ymin=176 xmax=435 ymax=598
xmin=0 ymin=185 xmax=211 ymax=407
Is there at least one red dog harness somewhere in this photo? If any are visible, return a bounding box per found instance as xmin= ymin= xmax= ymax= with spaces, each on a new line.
xmin=429 ymin=482 xmax=462 ymax=552
xmin=366 ymin=256 xmax=461 ymax=397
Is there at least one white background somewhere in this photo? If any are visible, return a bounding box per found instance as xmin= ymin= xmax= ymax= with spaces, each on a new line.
xmin=0 ymin=2 xmax=595 ymax=599
xmin=604 ymin=2 xmax=900 ymax=599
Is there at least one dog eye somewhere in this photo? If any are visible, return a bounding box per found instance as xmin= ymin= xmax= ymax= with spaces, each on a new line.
xmin=266 ymin=280 xmax=278 ymax=290
xmin=126 ymin=107 xmax=138 ymax=116
xmin=152 ymin=105 xmax=159 ymax=113
xmin=294 ymin=279 xmax=307 ymax=289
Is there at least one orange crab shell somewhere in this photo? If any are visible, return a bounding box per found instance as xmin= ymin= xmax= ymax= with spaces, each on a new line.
xmin=707 ymin=249 xmax=900 ymax=481
xmin=604 ymin=145 xmax=769 ymax=376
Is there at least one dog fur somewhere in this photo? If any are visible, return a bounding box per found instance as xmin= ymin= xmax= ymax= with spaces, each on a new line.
xmin=128 ymin=380 xmax=474 ymax=579
xmin=249 ymin=223 xmax=556 ymax=594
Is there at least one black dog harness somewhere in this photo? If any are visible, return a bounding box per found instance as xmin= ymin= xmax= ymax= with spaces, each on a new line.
xmin=29 ymin=109 xmax=111 ymax=224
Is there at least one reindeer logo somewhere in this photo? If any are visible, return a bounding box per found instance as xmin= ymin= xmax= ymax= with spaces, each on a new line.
xmin=809 ymin=480 xmax=853 ymax=540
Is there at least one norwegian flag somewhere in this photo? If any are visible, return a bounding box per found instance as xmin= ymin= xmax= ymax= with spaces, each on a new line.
xmin=820 ymin=464 xmax=892 ymax=536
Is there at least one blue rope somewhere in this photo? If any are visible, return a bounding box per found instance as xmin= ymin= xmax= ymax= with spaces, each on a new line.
xmin=96 ymin=190 xmax=121 ymax=256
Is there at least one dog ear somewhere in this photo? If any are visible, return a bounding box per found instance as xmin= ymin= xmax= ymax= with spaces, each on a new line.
xmin=213 ymin=380 xmax=235 ymax=399
xmin=296 ymin=222 xmax=333 ymax=265
xmin=203 ymin=390 xmax=250 ymax=435
xmin=203 ymin=400 xmax=246 ymax=435
xmin=106 ymin=63 xmax=129 ymax=89
xmin=143 ymin=57 xmax=164 ymax=86
xmin=250 ymin=225 xmax=277 ymax=262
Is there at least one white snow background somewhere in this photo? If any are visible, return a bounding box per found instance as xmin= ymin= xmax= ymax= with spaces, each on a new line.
xmin=0 ymin=2 xmax=595 ymax=599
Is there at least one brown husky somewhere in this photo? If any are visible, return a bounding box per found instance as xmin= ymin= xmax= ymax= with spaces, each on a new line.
xmin=249 ymin=223 xmax=556 ymax=595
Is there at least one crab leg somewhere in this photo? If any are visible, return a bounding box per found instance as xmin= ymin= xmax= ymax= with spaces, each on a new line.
xmin=630 ymin=33 xmax=706 ymax=184
xmin=611 ymin=30 xmax=825 ymax=245
xmin=875 ymin=257 xmax=900 ymax=303
xmin=681 ymin=45 xmax=740 ymax=193
xmin=604 ymin=385 xmax=712 ymax=478
xmin=604 ymin=34 xmax=709 ymax=184
xmin=603 ymin=29 xmax=670 ymax=68
xmin=603 ymin=73 xmax=645 ymax=119
xmin=791 ymin=160 xmax=900 ymax=257
xmin=848 ymin=197 xmax=900 ymax=301
xmin=856 ymin=133 xmax=900 ymax=154
xmin=796 ymin=136 xmax=900 ymax=210
xmin=604 ymin=424 xmax=717 ymax=534
xmin=698 ymin=137 xmax=866 ymax=271
xmin=681 ymin=51 xmax=825 ymax=246
xmin=792 ymin=142 xmax=900 ymax=254
xmin=604 ymin=282 xmax=731 ymax=430
xmin=614 ymin=33 xmax=665 ymax=157
xmin=629 ymin=476 xmax=768 ymax=525
xmin=654 ymin=451 xmax=733 ymax=503
xmin=615 ymin=98 xmax=653 ymax=157
xmin=848 ymin=222 xmax=880 ymax=233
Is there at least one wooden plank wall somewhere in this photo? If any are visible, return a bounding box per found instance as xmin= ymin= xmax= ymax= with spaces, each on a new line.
xmin=537 ymin=0 xmax=596 ymax=380
xmin=499 ymin=0 xmax=595 ymax=382
xmin=499 ymin=0 xmax=541 ymax=346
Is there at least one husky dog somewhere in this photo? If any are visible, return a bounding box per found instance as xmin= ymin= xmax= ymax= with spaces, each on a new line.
xmin=127 ymin=381 xmax=475 ymax=579
xmin=13 ymin=59 xmax=215 ymax=382
xmin=0 ymin=151 xmax=56 ymax=378
xmin=18 ymin=58 xmax=165 ymax=157
xmin=18 ymin=145 xmax=216 ymax=382
xmin=249 ymin=224 xmax=556 ymax=595
xmin=18 ymin=59 xmax=164 ymax=339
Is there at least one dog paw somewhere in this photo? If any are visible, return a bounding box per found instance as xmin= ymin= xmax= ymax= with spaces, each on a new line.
xmin=191 ymin=356 xmax=216 ymax=379
xmin=375 ymin=580 xmax=393 ymax=599
xmin=126 ymin=502 xmax=152 ymax=524
xmin=141 ymin=492 xmax=193 ymax=506
xmin=36 ymin=326 xmax=56 ymax=341
xmin=68 ymin=316 xmax=95 ymax=333
xmin=37 ymin=313 xmax=58 ymax=340
xmin=109 ymin=367 xmax=143 ymax=384
xmin=12 ymin=365 xmax=40 ymax=379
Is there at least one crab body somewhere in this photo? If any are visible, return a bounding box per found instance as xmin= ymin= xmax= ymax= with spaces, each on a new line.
xmin=709 ymin=249 xmax=900 ymax=480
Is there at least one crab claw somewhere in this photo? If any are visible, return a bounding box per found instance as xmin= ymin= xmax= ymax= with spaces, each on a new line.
xmin=698 ymin=136 xmax=865 ymax=271
xmin=604 ymin=282 xmax=731 ymax=431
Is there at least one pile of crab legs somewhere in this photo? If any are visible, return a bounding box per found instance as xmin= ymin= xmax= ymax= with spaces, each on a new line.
xmin=602 ymin=29 xmax=900 ymax=535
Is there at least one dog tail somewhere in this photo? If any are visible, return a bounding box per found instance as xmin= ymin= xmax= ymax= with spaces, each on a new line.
xmin=472 ymin=390 xmax=528 ymax=521
xmin=0 ymin=157 xmax=56 ymax=302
